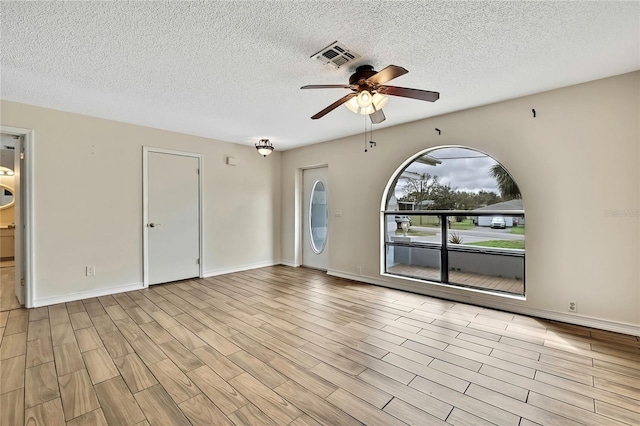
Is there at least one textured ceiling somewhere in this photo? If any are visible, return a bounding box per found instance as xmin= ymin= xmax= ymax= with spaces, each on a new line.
xmin=1 ymin=2 xmax=638 ymax=150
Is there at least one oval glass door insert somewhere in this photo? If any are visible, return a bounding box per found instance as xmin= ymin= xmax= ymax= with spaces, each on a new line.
xmin=309 ymin=180 xmax=327 ymax=253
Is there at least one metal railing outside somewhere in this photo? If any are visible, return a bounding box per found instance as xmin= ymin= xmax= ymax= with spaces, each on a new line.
xmin=384 ymin=210 xmax=525 ymax=295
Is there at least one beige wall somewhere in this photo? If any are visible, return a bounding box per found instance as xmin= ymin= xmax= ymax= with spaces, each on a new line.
xmin=281 ymin=72 xmax=640 ymax=332
xmin=1 ymin=101 xmax=281 ymax=303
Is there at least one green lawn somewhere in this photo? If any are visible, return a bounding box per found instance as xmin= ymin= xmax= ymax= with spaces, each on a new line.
xmin=510 ymin=226 xmax=525 ymax=235
xmin=409 ymin=217 xmax=477 ymax=230
xmin=465 ymin=240 xmax=525 ymax=249
xmin=450 ymin=220 xmax=477 ymax=230
xmin=395 ymin=230 xmax=436 ymax=237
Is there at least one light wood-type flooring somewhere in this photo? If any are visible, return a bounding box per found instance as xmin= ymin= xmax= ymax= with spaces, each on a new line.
xmin=0 ymin=264 xmax=21 ymax=312
xmin=0 ymin=266 xmax=638 ymax=425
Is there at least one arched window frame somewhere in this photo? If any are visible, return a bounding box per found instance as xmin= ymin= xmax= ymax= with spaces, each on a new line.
xmin=381 ymin=146 xmax=526 ymax=296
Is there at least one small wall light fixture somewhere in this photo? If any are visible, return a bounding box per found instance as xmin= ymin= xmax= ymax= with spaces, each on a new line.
xmin=255 ymin=139 xmax=274 ymax=157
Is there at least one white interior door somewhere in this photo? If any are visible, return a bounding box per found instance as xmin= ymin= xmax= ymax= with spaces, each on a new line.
xmin=146 ymin=150 xmax=201 ymax=285
xmin=302 ymin=167 xmax=329 ymax=270
xmin=13 ymin=137 xmax=24 ymax=304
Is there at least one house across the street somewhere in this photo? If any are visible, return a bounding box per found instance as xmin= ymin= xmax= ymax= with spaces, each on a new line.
xmin=473 ymin=199 xmax=525 ymax=227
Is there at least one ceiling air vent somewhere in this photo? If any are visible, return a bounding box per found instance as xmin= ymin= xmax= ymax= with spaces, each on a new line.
xmin=311 ymin=41 xmax=361 ymax=69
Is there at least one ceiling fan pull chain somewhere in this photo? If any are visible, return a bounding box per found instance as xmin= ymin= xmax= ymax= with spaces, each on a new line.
xmin=364 ymin=115 xmax=368 ymax=152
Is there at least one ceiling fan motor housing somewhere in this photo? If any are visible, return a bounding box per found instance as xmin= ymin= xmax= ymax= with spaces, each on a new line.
xmin=349 ymin=65 xmax=378 ymax=88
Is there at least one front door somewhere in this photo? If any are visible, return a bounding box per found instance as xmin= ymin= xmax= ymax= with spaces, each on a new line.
xmin=302 ymin=167 xmax=329 ymax=270
xmin=145 ymin=149 xmax=201 ymax=285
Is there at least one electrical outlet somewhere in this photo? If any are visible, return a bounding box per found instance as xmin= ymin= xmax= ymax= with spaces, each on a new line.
xmin=356 ymin=266 xmax=362 ymax=275
xmin=568 ymin=300 xmax=577 ymax=312
xmin=86 ymin=266 xmax=95 ymax=276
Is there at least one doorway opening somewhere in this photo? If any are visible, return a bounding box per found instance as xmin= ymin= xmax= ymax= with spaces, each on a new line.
xmin=0 ymin=127 xmax=34 ymax=310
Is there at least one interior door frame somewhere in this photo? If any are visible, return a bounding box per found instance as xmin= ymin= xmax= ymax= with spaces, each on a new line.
xmin=299 ymin=164 xmax=329 ymax=270
xmin=1 ymin=126 xmax=34 ymax=308
xmin=142 ymin=146 xmax=203 ymax=287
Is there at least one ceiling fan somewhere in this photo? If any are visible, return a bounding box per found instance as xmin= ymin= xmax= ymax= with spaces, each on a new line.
xmin=301 ymin=64 xmax=439 ymax=124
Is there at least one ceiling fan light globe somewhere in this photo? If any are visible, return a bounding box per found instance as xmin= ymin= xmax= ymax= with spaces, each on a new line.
xmin=359 ymin=105 xmax=376 ymax=115
xmin=344 ymin=97 xmax=359 ymax=113
xmin=372 ymin=92 xmax=388 ymax=110
xmin=345 ymin=91 xmax=387 ymax=116
xmin=356 ymin=90 xmax=373 ymax=108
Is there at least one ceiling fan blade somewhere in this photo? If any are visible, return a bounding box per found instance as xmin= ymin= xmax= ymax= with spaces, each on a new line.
xmin=378 ymin=85 xmax=440 ymax=102
xmin=301 ymin=84 xmax=354 ymax=90
xmin=370 ymin=109 xmax=385 ymax=124
xmin=366 ymin=65 xmax=408 ymax=85
xmin=310 ymin=93 xmax=357 ymax=119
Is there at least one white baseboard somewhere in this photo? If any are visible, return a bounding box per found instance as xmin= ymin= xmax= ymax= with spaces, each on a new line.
xmin=204 ymin=260 xmax=279 ymax=278
xmin=33 ymin=282 xmax=144 ymax=307
xmin=279 ymin=260 xmax=299 ymax=268
xmin=328 ymin=269 xmax=640 ymax=337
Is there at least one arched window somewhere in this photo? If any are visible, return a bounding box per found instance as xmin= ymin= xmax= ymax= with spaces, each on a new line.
xmin=383 ymin=146 xmax=525 ymax=296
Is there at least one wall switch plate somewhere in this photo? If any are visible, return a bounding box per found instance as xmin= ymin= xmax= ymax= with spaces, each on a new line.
xmin=86 ymin=266 xmax=95 ymax=276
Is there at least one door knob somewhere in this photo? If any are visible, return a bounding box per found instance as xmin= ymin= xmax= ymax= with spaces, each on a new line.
xmin=148 ymin=223 xmax=161 ymax=228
